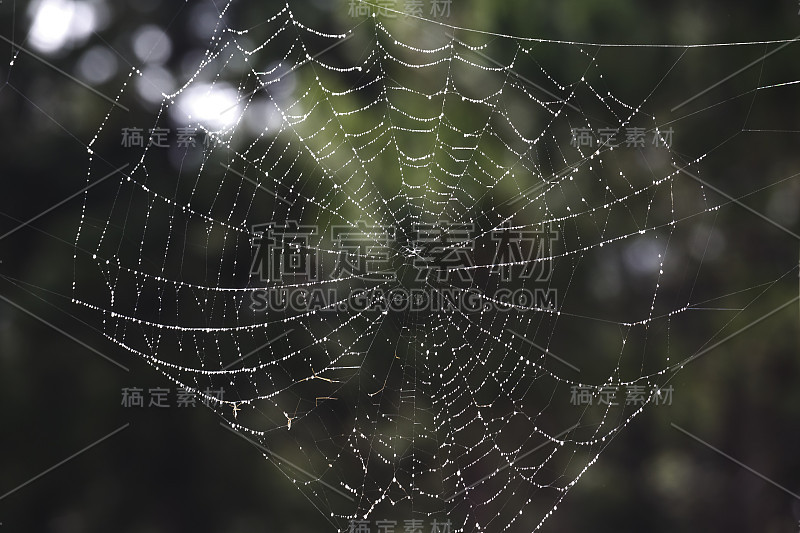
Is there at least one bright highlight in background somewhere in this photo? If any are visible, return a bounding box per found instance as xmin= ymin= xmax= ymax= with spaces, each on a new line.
xmin=172 ymin=83 xmax=242 ymax=132
xmin=27 ymin=0 xmax=99 ymax=54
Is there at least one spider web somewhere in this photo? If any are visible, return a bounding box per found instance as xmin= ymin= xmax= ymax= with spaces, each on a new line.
xmin=65 ymin=2 xmax=800 ymax=531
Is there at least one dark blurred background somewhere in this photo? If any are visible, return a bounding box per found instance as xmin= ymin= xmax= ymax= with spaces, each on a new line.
xmin=1 ymin=0 xmax=799 ymax=532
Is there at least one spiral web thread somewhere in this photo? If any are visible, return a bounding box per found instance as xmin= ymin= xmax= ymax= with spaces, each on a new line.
xmin=67 ymin=2 xmax=800 ymax=530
